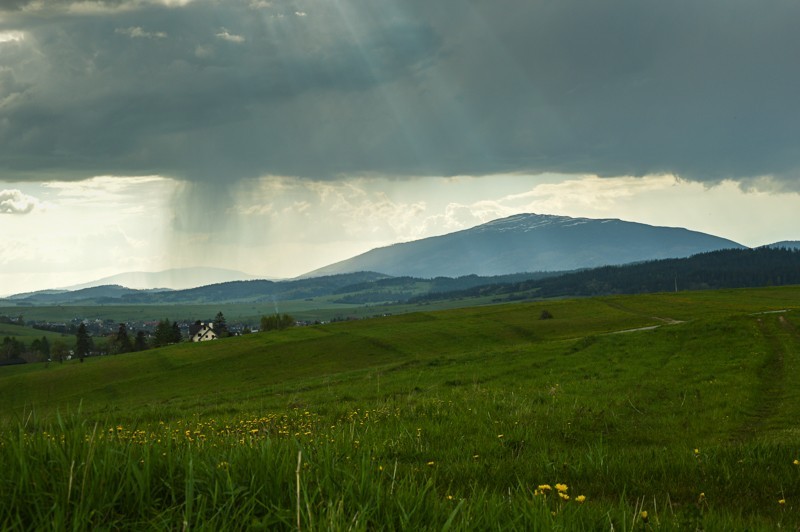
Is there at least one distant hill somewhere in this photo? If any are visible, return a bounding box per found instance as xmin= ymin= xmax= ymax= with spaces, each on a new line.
xmin=5 ymin=248 xmax=800 ymax=308
xmin=63 ymin=267 xmax=260 ymax=291
xmin=767 ymin=241 xmax=800 ymax=250
xmin=9 ymin=285 xmax=159 ymax=305
xmin=5 ymin=290 xmax=68 ymax=301
xmin=303 ymin=213 xmax=745 ymax=278
xmin=5 ymin=272 xmax=395 ymax=306
xmin=409 ymin=247 xmax=800 ymax=303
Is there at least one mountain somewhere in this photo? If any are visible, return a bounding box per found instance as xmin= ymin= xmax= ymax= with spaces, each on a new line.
xmin=303 ymin=213 xmax=746 ymax=278
xmin=63 ymin=267 xmax=260 ymax=291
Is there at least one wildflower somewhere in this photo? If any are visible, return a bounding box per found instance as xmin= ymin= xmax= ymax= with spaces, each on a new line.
xmin=694 ymin=448 xmax=700 ymax=455
xmin=793 ymin=459 xmax=800 ymax=466
xmin=537 ymin=484 xmax=552 ymax=492
xmin=498 ymin=434 xmax=504 ymax=438
xmin=555 ymin=483 xmax=568 ymax=493
xmin=698 ymin=492 xmax=706 ymax=502
xmin=426 ymin=461 xmax=435 ymax=466
xmin=640 ymin=510 xmax=649 ymax=523
xmin=558 ymin=492 xmax=570 ymax=501
xmin=779 ymin=499 xmax=786 ymax=506
xmin=575 ymin=495 xmax=586 ymax=503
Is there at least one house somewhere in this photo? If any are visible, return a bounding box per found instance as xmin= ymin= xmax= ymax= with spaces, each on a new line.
xmin=190 ymin=322 xmax=218 ymax=342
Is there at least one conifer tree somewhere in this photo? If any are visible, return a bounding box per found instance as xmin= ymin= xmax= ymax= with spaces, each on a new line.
xmin=76 ymin=323 xmax=91 ymax=361
xmin=213 ymin=312 xmax=229 ymax=338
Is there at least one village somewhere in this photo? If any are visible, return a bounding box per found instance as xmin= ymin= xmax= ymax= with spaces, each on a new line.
xmin=2 ymin=312 xmax=302 ymax=364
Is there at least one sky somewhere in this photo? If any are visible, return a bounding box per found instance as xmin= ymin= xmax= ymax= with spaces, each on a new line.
xmin=1 ymin=0 xmax=800 ymax=295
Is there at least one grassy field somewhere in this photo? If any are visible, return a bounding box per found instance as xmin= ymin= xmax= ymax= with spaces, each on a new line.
xmin=0 ymin=322 xmax=70 ymax=345
xmin=2 ymin=300 xmax=359 ymax=324
xmin=0 ymin=290 xmax=528 ymax=326
xmin=1 ymin=287 xmax=800 ymax=529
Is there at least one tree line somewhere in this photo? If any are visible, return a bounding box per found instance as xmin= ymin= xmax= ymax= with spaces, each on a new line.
xmin=408 ymin=247 xmax=800 ymax=303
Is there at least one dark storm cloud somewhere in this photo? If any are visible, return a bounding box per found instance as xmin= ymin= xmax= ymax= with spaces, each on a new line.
xmin=1 ymin=0 xmax=799 ymax=186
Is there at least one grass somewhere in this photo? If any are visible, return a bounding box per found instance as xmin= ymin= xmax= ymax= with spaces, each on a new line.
xmin=0 ymin=322 xmax=69 ymax=346
xmin=1 ymin=287 xmax=800 ymax=529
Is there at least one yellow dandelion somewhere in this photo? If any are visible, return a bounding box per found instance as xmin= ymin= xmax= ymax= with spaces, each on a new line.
xmin=558 ymin=492 xmax=570 ymax=501
xmin=575 ymin=495 xmax=586 ymax=503
xmin=555 ymin=483 xmax=568 ymax=493
xmin=779 ymin=499 xmax=786 ymax=506
xmin=694 ymin=448 xmax=700 ymax=455
xmin=793 ymin=459 xmax=800 ymax=466
xmin=537 ymin=484 xmax=552 ymax=492
xmin=427 ymin=461 xmax=435 ymax=466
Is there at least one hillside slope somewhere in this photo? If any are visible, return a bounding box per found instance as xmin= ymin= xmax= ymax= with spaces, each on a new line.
xmin=2 ymin=287 xmax=800 ymax=529
xmin=2 ymin=286 xmax=798 ymax=418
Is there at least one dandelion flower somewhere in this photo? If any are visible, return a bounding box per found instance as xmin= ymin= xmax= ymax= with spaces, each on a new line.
xmin=558 ymin=492 xmax=570 ymax=501
xmin=426 ymin=461 xmax=435 ymax=466
xmin=794 ymin=459 xmax=800 ymax=466
xmin=575 ymin=495 xmax=586 ymax=503
xmin=779 ymin=499 xmax=786 ymax=505
xmin=537 ymin=484 xmax=552 ymax=492
xmin=555 ymin=483 xmax=568 ymax=493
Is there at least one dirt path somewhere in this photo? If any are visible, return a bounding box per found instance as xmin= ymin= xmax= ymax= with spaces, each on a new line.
xmin=608 ymin=325 xmax=661 ymax=335
xmin=599 ymin=299 xmax=685 ymax=334
xmin=729 ymin=314 xmax=797 ymax=441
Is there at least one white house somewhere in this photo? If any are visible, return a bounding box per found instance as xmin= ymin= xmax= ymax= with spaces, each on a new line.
xmin=190 ymin=322 xmax=218 ymax=342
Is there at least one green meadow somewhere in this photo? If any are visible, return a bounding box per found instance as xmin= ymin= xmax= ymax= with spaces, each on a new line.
xmin=0 ymin=322 xmax=69 ymax=345
xmin=2 ymin=287 xmax=800 ymax=530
